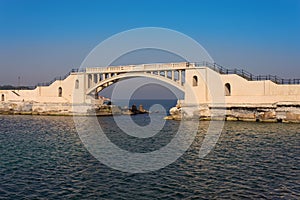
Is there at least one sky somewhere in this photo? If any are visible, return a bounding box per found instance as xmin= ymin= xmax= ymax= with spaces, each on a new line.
xmin=0 ymin=0 xmax=299 ymax=86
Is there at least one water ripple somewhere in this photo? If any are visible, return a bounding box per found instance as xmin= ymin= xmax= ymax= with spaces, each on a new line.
xmin=0 ymin=115 xmax=299 ymax=199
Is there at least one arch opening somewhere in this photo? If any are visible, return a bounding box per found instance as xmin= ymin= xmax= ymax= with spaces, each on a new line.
xmin=98 ymin=77 xmax=184 ymax=109
xmin=75 ymin=80 xmax=79 ymax=89
xmin=58 ymin=87 xmax=62 ymax=97
xmin=86 ymin=72 xmax=185 ymax=96
xmin=94 ymin=74 xmax=98 ymax=83
xmin=1 ymin=94 xmax=4 ymax=101
xmin=225 ymin=83 xmax=231 ymax=96
xmin=192 ymin=75 xmax=198 ymax=86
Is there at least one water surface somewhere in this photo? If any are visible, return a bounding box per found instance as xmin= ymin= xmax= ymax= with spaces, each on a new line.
xmin=0 ymin=115 xmax=299 ymax=199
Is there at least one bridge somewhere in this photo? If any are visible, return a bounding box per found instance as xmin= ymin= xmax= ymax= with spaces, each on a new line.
xmin=84 ymin=62 xmax=188 ymax=95
xmin=68 ymin=62 xmax=300 ymax=106
xmin=37 ymin=62 xmax=300 ymax=88
xmin=1 ymin=61 xmax=300 ymax=121
xmin=3 ymin=61 xmax=299 ymax=108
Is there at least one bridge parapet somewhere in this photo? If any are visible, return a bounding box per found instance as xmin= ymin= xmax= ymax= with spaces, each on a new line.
xmin=85 ymin=62 xmax=190 ymax=73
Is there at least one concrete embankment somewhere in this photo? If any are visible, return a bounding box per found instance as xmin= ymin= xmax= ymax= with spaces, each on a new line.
xmin=165 ymin=102 xmax=300 ymax=123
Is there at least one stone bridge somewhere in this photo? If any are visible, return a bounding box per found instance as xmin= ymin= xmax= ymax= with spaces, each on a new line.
xmin=84 ymin=62 xmax=188 ymax=95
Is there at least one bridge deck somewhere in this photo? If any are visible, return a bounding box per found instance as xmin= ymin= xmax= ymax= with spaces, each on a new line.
xmin=36 ymin=62 xmax=300 ymax=87
xmin=85 ymin=62 xmax=189 ymax=73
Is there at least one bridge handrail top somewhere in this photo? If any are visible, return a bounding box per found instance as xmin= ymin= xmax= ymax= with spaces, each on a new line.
xmin=193 ymin=62 xmax=300 ymax=85
xmin=84 ymin=62 xmax=191 ymax=72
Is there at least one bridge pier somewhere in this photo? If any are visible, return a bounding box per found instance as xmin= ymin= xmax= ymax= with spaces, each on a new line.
xmin=178 ymin=70 xmax=182 ymax=85
xmin=172 ymin=70 xmax=175 ymax=81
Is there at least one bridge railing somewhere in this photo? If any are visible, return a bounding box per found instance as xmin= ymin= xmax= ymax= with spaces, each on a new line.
xmin=33 ymin=62 xmax=300 ymax=88
xmin=195 ymin=62 xmax=300 ymax=85
xmin=85 ymin=62 xmax=189 ymax=73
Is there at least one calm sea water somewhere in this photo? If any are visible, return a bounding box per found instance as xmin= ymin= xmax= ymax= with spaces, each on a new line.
xmin=0 ymin=112 xmax=299 ymax=199
xmin=111 ymin=99 xmax=178 ymax=114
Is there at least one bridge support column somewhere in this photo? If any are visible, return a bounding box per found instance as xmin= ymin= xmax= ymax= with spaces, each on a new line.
xmin=165 ymin=71 xmax=168 ymax=78
xmin=172 ymin=70 xmax=175 ymax=81
xmin=87 ymin=74 xmax=93 ymax=88
xmin=92 ymin=74 xmax=95 ymax=86
xmin=179 ymin=70 xmax=182 ymax=85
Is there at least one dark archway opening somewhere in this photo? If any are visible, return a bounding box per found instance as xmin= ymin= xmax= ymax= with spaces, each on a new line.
xmin=58 ymin=87 xmax=62 ymax=97
xmin=225 ymin=83 xmax=231 ymax=96
xmin=75 ymin=80 xmax=79 ymax=89
xmin=192 ymin=75 xmax=198 ymax=86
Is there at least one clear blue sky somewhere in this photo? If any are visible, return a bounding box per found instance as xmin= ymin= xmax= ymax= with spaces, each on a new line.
xmin=0 ymin=0 xmax=299 ymax=85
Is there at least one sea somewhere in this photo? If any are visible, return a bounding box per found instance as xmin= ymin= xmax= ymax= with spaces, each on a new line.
xmin=111 ymin=99 xmax=178 ymax=114
xmin=0 ymin=99 xmax=299 ymax=199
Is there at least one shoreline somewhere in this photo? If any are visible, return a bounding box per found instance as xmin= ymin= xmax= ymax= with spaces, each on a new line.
xmin=0 ymin=101 xmax=149 ymax=117
xmin=1 ymin=101 xmax=300 ymax=123
xmin=164 ymin=102 xmax=300 ymax=123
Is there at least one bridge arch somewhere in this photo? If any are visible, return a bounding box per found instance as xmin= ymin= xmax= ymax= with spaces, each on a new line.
xmin=85 ymin=72 xmax=184 ymax=95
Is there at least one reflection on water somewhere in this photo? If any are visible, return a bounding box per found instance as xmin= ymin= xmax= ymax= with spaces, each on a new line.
xmin=0 ymin=115 xmax=299 ymax=199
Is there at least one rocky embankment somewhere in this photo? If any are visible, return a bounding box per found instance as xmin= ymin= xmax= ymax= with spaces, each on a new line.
xmin=165 ymin=102 xmax=300 ymax=123
xmin=0 ymin=101 xmax=74 ymax=116
xmin=0 ymin=101 xmax=148 ymax=116
xmin=2 ymin=101 xmax=300 ymax=123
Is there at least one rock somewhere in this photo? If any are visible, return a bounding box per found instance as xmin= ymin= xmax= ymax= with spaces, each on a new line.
xmin=261 ymin=111 xmax=276 ymax=119
xmin=168 ymin=106 xmax=182 ymax=120
xmin=164 ymin=116 xmax=174 ymax=120
xmin=258 ymin=111 xmax=277 ymax=122
xmin=139 ymin=104 xmax=146 ymax=112
xmin=236 ymin=113 xmax=256 ymax=121
xmin=284 ymin=112 xmax=300 ymax=123
xmin=226 ymin=116 xmax=238 ymax=121
xmin=169 ymin=107 xmax=180 ymax=115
